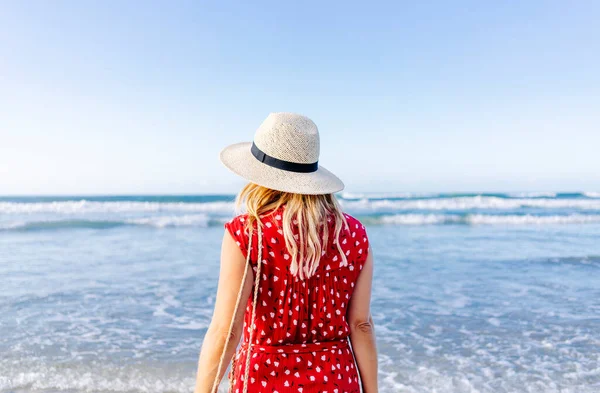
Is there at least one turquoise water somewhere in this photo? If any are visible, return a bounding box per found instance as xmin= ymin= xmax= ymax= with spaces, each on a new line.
xmin=1 ymin=193 xmax=599 ymax=392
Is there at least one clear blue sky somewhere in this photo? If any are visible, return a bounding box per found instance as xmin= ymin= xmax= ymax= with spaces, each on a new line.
xmin=1 ymin=1 xmax=599 ymax=195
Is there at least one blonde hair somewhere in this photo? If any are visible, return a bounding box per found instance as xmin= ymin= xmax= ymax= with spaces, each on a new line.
xmin=235 ymin=183 xmax=348 ymax=280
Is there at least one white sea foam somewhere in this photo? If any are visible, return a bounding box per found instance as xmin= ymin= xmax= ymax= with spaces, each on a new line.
xmin=465 ymin=214 xmax=600 ymax=225
xmin=376 ymin=213 xmax=600 ymax=225
xmin=340 ymin=191 xmax=435 ymax=199
xmin=341 ymin=196 xmax=600 ymax=211
xmin=344 ymin=192 xmax=563 ymax=200
xmin=583 ymin=191 xmax=600 ymax=198
xmin=3 ymin=213 xmax=598 ymax=231
xmin=374 ymin=352 xmax=599 ymax=393
xmin=379 ymin=214 xmax=460 ymax=225
xmin=4 ymin=196 xmax=600 ymax=217
xmin=0 ymin=220 xmax=28 ymax=230
xmin=0 ymin=362 xmax=203 ymax=393
xmin=0 ymin=200 xmax=235 ymax=214
xmin=2 ymin=358 xmax=597 ymax=393
xmin=487 ymin=317 xmax=501 ymax=326
xmin=164 ymin=321 xmax=208 ymax=330
xmin=507 ymin=192 xmax=557 ymax=198
xmin=126 ymin=214 xmax=211 ymax=228
xmin=0 ymin=214 xmax=223 ymax=231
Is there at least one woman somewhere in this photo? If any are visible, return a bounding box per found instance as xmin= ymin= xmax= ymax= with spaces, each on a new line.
xmin=195 ymin=113 xmax=377 ymax=393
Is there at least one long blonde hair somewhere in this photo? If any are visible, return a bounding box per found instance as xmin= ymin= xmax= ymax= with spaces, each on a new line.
xmin=235 ymin=183 xmax=348 ymax=280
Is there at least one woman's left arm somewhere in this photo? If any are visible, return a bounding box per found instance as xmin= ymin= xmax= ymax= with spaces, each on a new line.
xmin=194 ymin=230 xmax=253 ymax=393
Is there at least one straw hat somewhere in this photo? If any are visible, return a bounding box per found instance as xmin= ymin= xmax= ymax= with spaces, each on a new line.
xmin=219 ymin=112 xmax=344 ymax=195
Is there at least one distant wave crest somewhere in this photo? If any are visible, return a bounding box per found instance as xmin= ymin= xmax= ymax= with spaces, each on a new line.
xmin=4 ymin=213 xmax=597 ymax=231
xmin=3 ymin=194 xmax=600 ymax=231
xmin=3 ymin=194 xmax=600 ymax=216
xmin=0 ymin=200 xmax=235 ymax=214
xmin=366 ymin=213 xmax=600 ymax=225
xmin=342 ymin=196 xmax=600 ymax=211
xmin=0 ymin=215 xmax=227 ymax=231
xmin=506 ymin=192 xmax=557 ymax=198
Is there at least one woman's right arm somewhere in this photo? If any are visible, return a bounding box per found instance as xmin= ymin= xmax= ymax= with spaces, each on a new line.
xmin=348 ymin=246 xmax=378 ymax=393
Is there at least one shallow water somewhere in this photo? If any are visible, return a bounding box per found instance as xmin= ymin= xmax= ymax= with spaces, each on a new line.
xmin=1 ymin=194 xmax=599 ymax=392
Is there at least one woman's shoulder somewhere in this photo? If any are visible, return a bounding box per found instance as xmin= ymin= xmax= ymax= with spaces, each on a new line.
xmin=223 ymin=207 xmax=283 ymax=241
xmin=224 ymin=212 xmax=250 ymax=237
xmin=223 ymin=213 xmax=248 ymax=252
xmin=226 ymin=212 xmax=249 ymax=225
xmin=225 ymin=207 xmax=282 ymax=228
xmin=336 ymin=211 xmax=370 ymax=263
xmin=224 ymin=208 xmax=284 ymax=261
xmin=341 ymin=212 xmax=368 ymax=235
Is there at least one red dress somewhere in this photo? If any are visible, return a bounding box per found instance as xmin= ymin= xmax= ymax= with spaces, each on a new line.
xmin=224 ymin=206 xmax=370 ymax=393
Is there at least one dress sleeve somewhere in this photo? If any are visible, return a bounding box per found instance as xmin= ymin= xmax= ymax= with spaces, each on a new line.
xmin=356 ymin=224 xmax=370 ymax=270
xmin=224 ymin=215 xmax=251 ymax=260
xmin=347 ymin=218 xmax=370 ymax=274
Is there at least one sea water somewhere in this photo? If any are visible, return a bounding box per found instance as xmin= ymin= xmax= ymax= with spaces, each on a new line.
xmin=1 ymin=193 xmax=599 ymax=392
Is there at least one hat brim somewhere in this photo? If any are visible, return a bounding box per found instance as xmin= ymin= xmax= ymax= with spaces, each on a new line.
xmin=219 ymin=142 xmax=344 ymax=195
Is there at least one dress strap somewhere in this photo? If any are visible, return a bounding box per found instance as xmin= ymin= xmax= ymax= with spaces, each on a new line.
xmin=211 ymin=219 xmax=263 ymax=393
xmin=240 ymin=222 xmax=262 ymax=392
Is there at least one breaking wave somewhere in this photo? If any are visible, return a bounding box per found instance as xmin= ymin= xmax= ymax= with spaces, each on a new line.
xmin=2 ymin=194 xmax=600 ymax=232
xmin=0 ymin=215 xmax=228 ymax=231
xmin=3 ymin=213 xmax=599 ymax=232
xmin=0 ymin=200 xmax=235 ymax=214
xmin=364 ymin=213 xmax=600 ymax=225
xmin=341 ymin=196 xmax=600 ymax=211
xmin=3 ymin=195 xmax=600 ymax=216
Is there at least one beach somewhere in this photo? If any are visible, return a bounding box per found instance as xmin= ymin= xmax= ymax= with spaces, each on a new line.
xmin=1 ymin=193 xmax=599 ymax=392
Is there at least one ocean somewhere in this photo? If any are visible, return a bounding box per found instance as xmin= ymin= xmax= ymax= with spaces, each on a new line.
xmin=1 ymin=192 xmax=599 ymax=393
